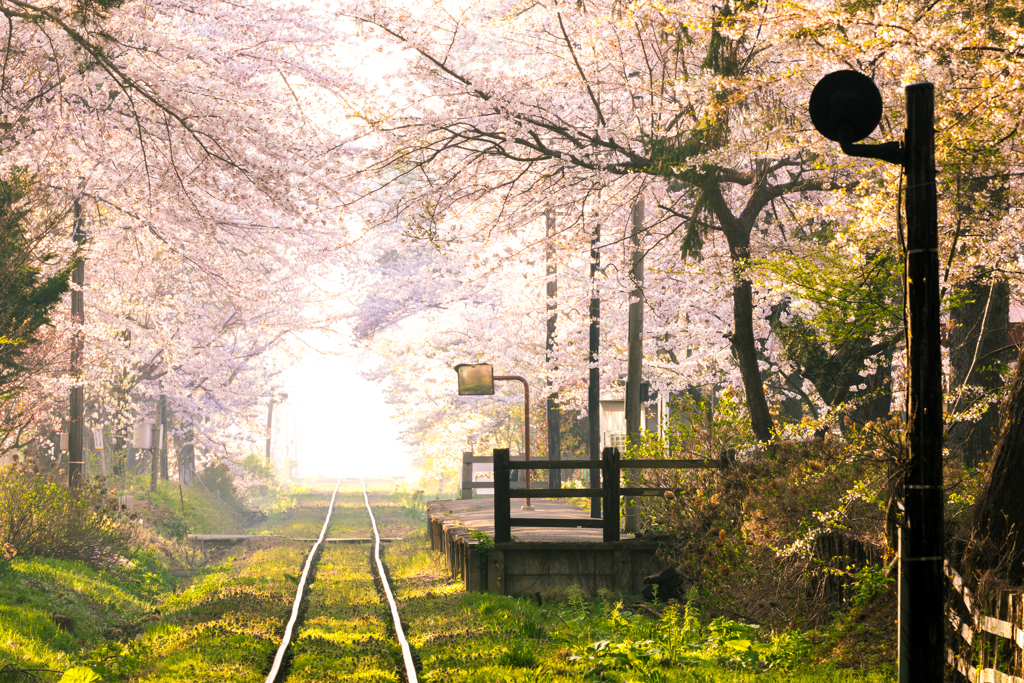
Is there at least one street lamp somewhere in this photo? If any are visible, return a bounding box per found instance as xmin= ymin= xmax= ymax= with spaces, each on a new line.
xmin=455 ymin=363 xmax=534 ymax=510
xmin=810 ymin=70 xmax=943 ymax=683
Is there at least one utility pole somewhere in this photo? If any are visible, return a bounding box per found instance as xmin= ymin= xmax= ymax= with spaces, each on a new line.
xmin=588 ymin=223 xmax=602 ymax=518
xmin=149 ymin=420 xmax=159 ymax=494
xmin=265 ymin=395 xmax=276 ymax=465
xmin=68 ymin=192 xmax=86 ymax=490
xmin=809 ymin=72 xmax=943 ymax=683
xmin=158 ymin=394 xmax=169 ymax=481
xmin=899 ymin=82 xmax=944 ymax=683
xmin=545 ymin=209 xmax=561 ymax=489
xmin=624 ymin=198 xmax=644 ymax=533
xmin=180 ymin=422 xmax=195 ymax=485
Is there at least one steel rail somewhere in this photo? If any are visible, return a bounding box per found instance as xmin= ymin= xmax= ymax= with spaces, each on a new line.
xmin=264 ymin=477 xmax=342 ymax=683
xmin=361 ymin=478 xmax=419 ymax=683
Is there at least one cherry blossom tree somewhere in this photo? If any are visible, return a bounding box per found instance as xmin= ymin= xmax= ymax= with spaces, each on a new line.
xmin=337 ymin=0 xmax=1024 ymax=469
xmin=332 ymin=0 xmax=895 ymax=444
xmin=0 ymin=0 xmax=360 ymax=461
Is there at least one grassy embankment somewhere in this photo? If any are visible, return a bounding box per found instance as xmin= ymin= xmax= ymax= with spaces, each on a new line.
xmin=0 ymin=473 xmax=248 ymax=680
xmin=0 ymin=474 xmax=309 ymax=682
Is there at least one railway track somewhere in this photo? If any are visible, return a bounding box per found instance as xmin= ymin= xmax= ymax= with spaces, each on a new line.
xmin=264 ymin=478 xmax=419 ymax=683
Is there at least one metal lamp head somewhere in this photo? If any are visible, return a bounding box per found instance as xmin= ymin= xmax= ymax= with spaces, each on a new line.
xmin=455 ymin=363 xmax=494 ymax=396
xmin=809 ymin=70 xmax=884 ymax=144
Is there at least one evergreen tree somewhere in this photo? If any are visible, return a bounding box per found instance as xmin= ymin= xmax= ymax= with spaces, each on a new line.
xmin=0 ymin=169 xmax=77 ymax=397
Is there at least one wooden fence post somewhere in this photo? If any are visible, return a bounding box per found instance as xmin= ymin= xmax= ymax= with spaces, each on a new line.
xmin=461 ymin=451 xmax=473 ymax=500
xmin=494 ymin=448 xmax=511 ymax=543
xmin=603 ymin=447 xmax=620 ymax=542
xmin=1016 ymin=593 xmax=1023 ymax=677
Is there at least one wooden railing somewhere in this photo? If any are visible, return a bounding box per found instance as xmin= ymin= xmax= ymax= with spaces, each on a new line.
xmin=492 ymin=446 xmax=725 ymax=543
xmin=946 ymin=561 xmax=1024 ymax=682
xmin=460 ymin=452 xmax=529 ymax=499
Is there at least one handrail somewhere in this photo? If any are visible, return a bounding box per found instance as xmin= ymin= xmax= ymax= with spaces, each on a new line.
xmin=492 ymin=447 xmax=725 ymax=543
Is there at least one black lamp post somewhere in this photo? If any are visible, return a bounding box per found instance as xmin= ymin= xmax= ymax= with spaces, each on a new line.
xmin=810 ymin=71 xmax=943 ymax=683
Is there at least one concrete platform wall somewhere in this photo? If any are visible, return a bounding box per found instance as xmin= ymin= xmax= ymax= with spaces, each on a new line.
xmin=428 ymin=512 xmax=667 ymax=596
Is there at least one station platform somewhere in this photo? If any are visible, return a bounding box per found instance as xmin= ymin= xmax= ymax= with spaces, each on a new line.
xmin=427 ymin=497 xmax=633 ymax=543
xmin=427 ymin=498 xmax=664 ymax=597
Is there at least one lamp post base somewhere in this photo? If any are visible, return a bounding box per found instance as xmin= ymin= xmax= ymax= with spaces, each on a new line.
xmin=521 ymin=505 xmax=536 ymax=512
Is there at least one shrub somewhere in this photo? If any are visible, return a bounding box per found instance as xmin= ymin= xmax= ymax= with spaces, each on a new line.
xmin=0 ymin=462 xmax=138 ymax=568
xmin=197 ymin=462 xmax=238 ymax=503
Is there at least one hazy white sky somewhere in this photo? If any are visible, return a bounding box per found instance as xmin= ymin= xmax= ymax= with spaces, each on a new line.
xmin=286 ymin=354 xmax=413 ymax=479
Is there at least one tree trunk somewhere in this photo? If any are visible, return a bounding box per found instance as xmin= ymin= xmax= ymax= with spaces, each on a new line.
xmin=970 ymin=343 xmax=1024 ymax=584
xmin=625 ymin=198 xmax=645 ymax=443
xmin=588 ymin=222 xmax=601 ymax=518
xmin=545 ymin=208 xmax=561 ymax=488
xmin=624 ymin=199 xmax=644 ymax=533
xmin=709 ymin=181 xmax=776 ymax=445
xmin=179 ymin=425 xmax=195 ymax=485
xmin=948 ymin=274 xmax=1010 ymax=466
xmin=731 ymin=278 xmax=773 ymax=443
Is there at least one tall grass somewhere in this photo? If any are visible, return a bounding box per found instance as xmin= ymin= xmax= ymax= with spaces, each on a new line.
xmin=0 ymin=463 xmax=137 ymax=568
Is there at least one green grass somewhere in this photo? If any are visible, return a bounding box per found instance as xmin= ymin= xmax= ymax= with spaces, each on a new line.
xmin=139 ymin=542 xmax=306 ymax=683
xmin=0 ymin=557 xmax=155 ymax=674
xmin=136 ymin=489 xmax=418 ymax=682
xmin=286 ymin=544 xmax=400 ymax=682
xmin=146 ymin=479 xmax=248 ymax=536
xmin=0 ymin=483 xmax=898 ymax=683
xmin=384 ymin=532 xmax=897 ymax=682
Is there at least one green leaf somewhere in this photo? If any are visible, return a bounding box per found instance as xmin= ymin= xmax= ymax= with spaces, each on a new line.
xmin=724 ymin=638 xmax=753 ymax=651
xmin=60 ymin=667 xmax=103 ymax=683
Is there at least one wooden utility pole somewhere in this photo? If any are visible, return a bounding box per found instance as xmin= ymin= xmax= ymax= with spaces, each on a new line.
xmin=150 ymin=430 xmax=159 ymax=493
xmin=588 ymin=223 xmax=602 ymax=518
xmin=158 ymin=395 xmax=169 ymax=480
xmin=180 ymin=423 xmax=195 ymax=485
xmin=899 ymin=82 xmax=944 ymax=683
xmin=545 ymin=209 xmax=561 ymax=489
xmin=68 ymin=194 xmax=86 ymax=489
xmin=265 ymin=396 xmax=276 ymax=465
xmin=624 ymin=198 xmax=644 ymax=533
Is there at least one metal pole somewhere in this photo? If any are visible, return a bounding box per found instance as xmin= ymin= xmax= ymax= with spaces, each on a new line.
xmin=545 ymin=209 xmax=561 ymax=489
xmin=68 ymin=195 xmax=86 ymax=490
xmin=898 ymin=82 xmax=944 ymax=683
xmin=624 ymin=198 xmax=644 ymax=533
xmin=589 ymin=223 xmax=602 ymax=518
xmin=494 ymin=375 xmax=531 ymax=509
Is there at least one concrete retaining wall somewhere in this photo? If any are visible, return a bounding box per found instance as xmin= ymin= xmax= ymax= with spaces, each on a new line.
xmin=428 ymin=509 xmax=668 ymax=596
